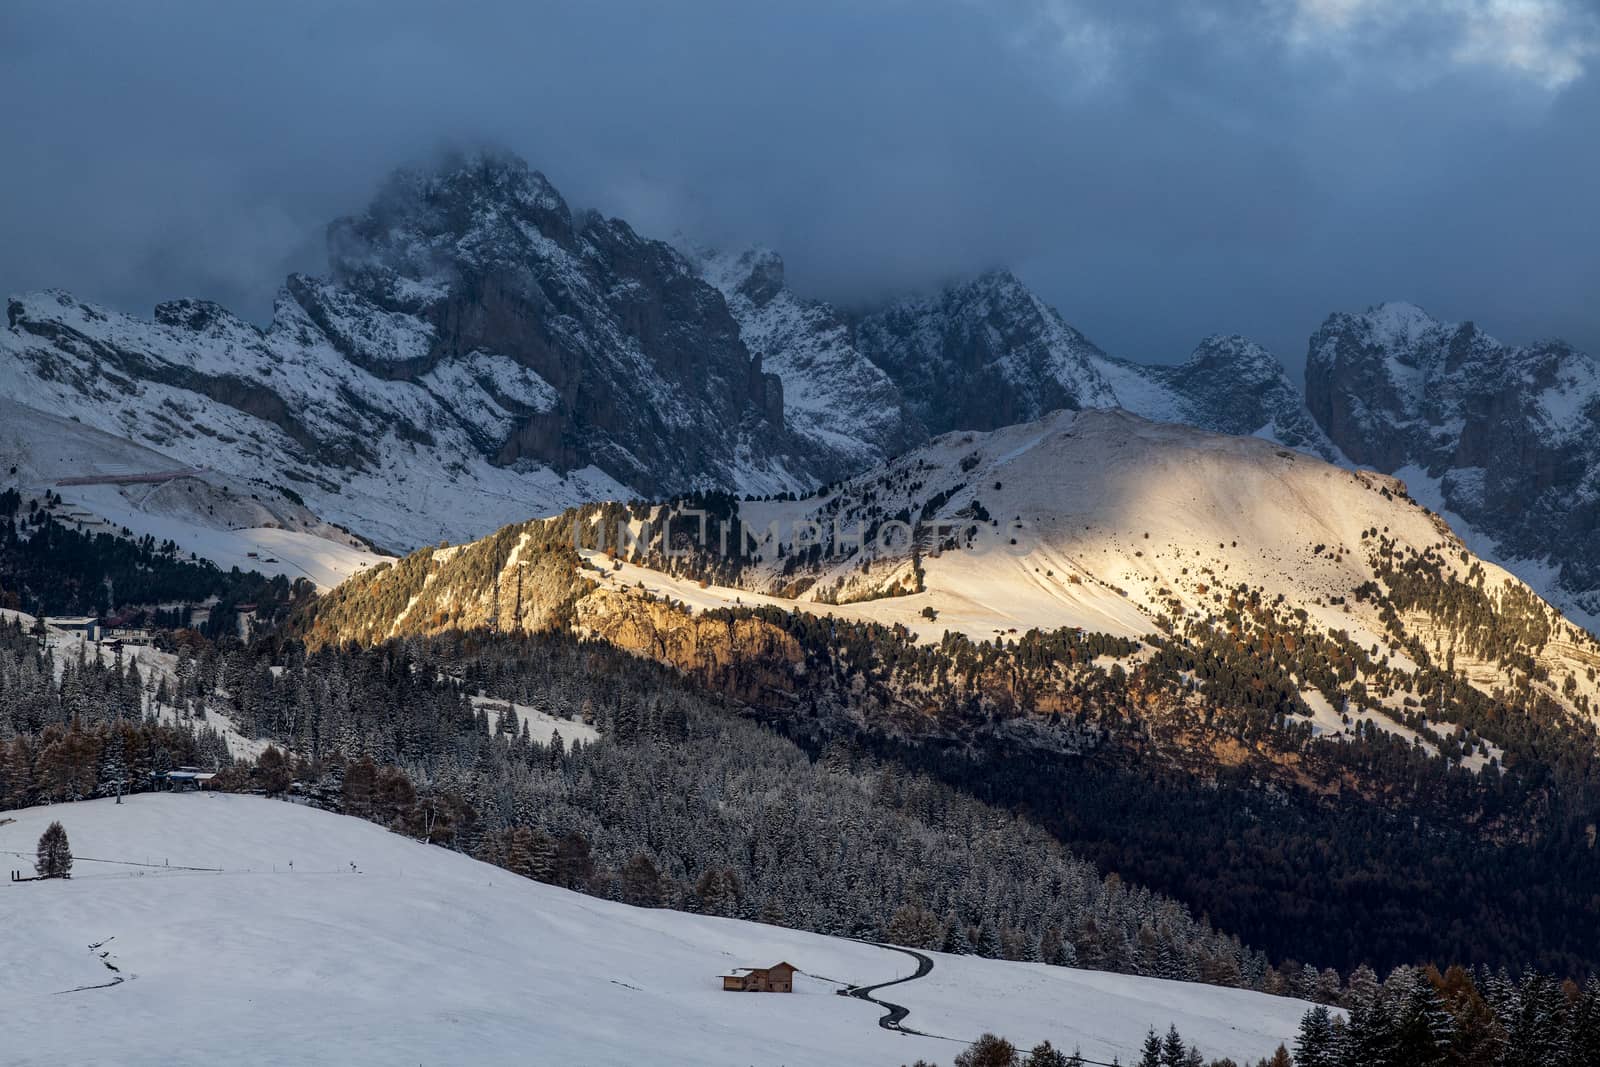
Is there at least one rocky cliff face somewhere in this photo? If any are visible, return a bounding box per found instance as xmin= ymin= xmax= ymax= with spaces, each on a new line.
xmin=852 ymin=271 xmax=1334 ymax=458
xmin=1306 ymin=302 xmax=1600 ymax=617
xmin=854 ymin=270 xmax=1119 ymax=434
xmin=314 ymin=155 xmax=816 ymax=494
xmin=688 ymin=245 xmax=925 ymax=475
xmin=573 ymin=586 xmax=804 ymax=704
xmin=1096 ymin=335 xmax=1341 ymax=461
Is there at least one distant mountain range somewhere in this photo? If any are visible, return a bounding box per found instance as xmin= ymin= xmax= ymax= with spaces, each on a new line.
xmin=306 ymin=404 xmax=1600 ymax=734
xmin=2 ymin=148 xmax=1595 ymax=625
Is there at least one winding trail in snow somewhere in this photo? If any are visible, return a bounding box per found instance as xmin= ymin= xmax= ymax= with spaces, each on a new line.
xmin=840 ymin=941 xmax=943 ymax=1037
xmin=52 ymin=938 xmax=131 ymax=995
xmin=837 ymin=943 xmax=1130 ymax=1066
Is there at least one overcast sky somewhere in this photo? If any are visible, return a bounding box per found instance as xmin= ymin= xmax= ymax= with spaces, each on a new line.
xmin=2 ymin=0 xmax=1596 ymax=370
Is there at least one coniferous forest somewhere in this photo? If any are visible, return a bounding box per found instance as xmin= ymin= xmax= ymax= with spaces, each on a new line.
xmin=0 ymin=493 xmax=304 ymax=628
xmin=7 ymin=615 xmax=1600 ymax=1064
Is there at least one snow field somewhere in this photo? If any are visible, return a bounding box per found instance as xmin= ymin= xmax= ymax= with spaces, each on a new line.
xmin=2 ymin=794 xmax=1317 ymax=1066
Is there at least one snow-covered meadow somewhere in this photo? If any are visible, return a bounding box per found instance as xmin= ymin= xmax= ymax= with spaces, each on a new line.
xmin=2 ymin=795 xmax=1314 ymax=1066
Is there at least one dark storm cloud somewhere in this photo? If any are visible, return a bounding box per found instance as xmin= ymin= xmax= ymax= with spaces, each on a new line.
xmin=1 ymin=0 xmax=1595 ymax=369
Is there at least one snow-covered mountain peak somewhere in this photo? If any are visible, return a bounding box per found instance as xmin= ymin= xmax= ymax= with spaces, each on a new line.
xmin=850 ymin=271 xmax=1342 ymax=462
xmin=691 ymin=243 xmax=787 ymax=307
xmin=8 ymin=147 xmax=1597 ymax=632
xmin=1307 ymin=300 xmax=1600 ymax=623
xmin=1358 ymin=300 xmax=1446 ymax=351
xmin=854 ymin=269 xmax=1119 ymax=435
xmin=344 ymin=404 xmax=1599 ymax=757
xmin=1185 ymin=334 xmax=1285 ymax=379
xmin=328 ymin=150 xmax=576 ymax=291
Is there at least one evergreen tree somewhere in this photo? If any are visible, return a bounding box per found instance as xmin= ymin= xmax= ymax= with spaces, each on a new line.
xmin=342 ymin=755 xmax=378 ymax=818
xmin=1024 ymin=1041 xmax=1069 ymax=1067
xmin=1566 ymin=977 xmax=1600 ymax=1067
xmin=1502 ymin=972 xmax=1566 ymax=1067
xmin=979 ymin=918 xmax=1003 ymax=959
xmin=256 ymin=745 xmax=291 ymax=795
xmin=1294 ymin=1005 xmax=1337 ymax=1067
xmin=1138 ymin=1028 xmax=1163 ymax=1067
xmin=1390 ymin=979 xmax=1452 ymax=1066
xmin=1341 ymin=997 xmax=1397 ymax=1067
xmin=97 ymin=728 xmax=128 ymax=800
xmin=35 ymin=820 xmax=72 ymax=878
xmin=552 ymin=831 xmax=593 ymax=890
xmin=1159 ymin=1025 xmax=1187 ymax=1067
xmin=943 ymin=912 xmax=973 ymax=955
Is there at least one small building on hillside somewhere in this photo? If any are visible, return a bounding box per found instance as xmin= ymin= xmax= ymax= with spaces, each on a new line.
xmin=721 ymin=962 xmax=797 ymax=993
xmin=103 ymin=624 xmax=155 ymax=647
xmin=101 ymin=612 xmax=155 ymax=645
xmin=162 ymin=767 xmax=219 ymax=792
xmin=45 ymin=616 xmax=100 ymax=641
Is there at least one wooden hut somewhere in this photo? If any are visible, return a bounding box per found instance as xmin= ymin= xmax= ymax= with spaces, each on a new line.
xmin=721 ymin=962 xmax=797 ymax=993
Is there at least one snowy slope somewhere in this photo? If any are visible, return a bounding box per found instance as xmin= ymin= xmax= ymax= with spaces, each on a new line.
xmin=1 ymin=794 xmax=1315 ymax=1066
xmin=0 ymin=288 xmax=628 ymax=554
xmin=568 ymin=408 xmax=1600 ymax=746
xmin=0 ymin=397 xmax=386 ymax=589
xmin=13 ymin=614 xmax=270 ymax=760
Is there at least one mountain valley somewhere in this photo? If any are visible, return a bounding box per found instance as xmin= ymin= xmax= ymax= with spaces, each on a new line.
xmin=5 ymin=147 xmax=1600 ymax=1066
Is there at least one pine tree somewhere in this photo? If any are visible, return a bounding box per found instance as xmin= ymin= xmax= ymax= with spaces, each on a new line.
xmin=1024 ymin=1041 xmax=1069 ymax=1067
xmin=1294 ymin=1005 xmax=1337 ymax=1067
xmin=553 ymin=832 xmax=593 ymax=890
xmin=35 ymin=820 xmax=72 ymax=878
xmin=257 ymin=744 xmax=291 ymax=795
xmin=1503 ymin=971 xmax=1566 ymax=1067
xmin=942 ymin=912 xmax=973 ymax=955
xmin=1424 ymin=964 xmax=1499 ymax=1065
xmin=342 ymin=755 xmax=378 ymax=818
xmin=978 ymin=917 xmax=1003 ymax=958
xmin=97 ymin=728 xmax=129 ymax=801
xmin=1345 ymin=963 xmax=1381 ymax=1011
xmin=1341 ymin=997 xmax=1397 ymax=1067
xmin=1159 ymin=1026 xmax=1186 ymax=1067
xmin=1565 ymin=976 xmax=1600 ymax=1067
xmin=1138 ymin=1028 xmax=1163 ymax=1067
xmin=4 ymin=736 xmax=35 ymax=808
